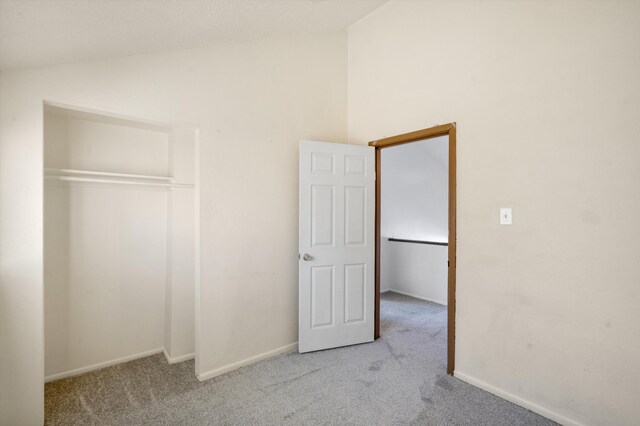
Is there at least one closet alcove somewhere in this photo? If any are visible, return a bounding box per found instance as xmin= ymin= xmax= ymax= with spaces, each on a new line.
xmin=43 ymin=104 xmax=198 ymax=382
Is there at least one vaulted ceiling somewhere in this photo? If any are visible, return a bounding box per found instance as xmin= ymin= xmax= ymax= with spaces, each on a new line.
xmin=0 ymin=0 xmax=387 ymax=71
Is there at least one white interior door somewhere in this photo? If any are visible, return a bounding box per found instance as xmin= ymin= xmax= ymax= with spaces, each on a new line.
xmin=299 ymin=140 xmax=375 ymax=353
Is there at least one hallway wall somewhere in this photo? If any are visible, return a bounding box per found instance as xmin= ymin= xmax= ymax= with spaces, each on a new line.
xmin=380 ymin=136 xmax=448 ymax=304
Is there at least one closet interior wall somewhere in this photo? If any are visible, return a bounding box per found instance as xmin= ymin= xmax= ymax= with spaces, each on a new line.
xmin=43 ymin=105 xmax=196 ymax=382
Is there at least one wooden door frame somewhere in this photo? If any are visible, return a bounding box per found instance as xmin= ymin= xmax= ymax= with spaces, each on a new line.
xmin=368 ymin=123 xmax=457 ymax=375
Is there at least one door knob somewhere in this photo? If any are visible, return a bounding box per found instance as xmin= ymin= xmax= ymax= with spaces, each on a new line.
xmin=302 ymin=253 xmax=313 ymax=261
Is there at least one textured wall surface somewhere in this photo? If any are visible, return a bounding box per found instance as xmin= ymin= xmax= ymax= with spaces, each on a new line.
xmin=0 ymin=32 xmax=347 ymax=424
xmin=349 ymin=1 xmax=640 ymax=425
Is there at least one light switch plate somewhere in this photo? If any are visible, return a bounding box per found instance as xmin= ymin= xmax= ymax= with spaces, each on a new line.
xmin=500 ymin=208 xmax=512 ymax=225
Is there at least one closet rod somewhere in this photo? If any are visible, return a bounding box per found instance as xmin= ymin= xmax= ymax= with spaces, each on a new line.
xmin=45 ymin=168 xmax=174 ymax=182
xmin=45 ymin=175 xmax=194 ymax=188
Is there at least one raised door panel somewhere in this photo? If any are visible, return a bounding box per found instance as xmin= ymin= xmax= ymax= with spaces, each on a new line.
xmin=345 ymin=155 xmax=366 ymax=176
xmin=311 ymin=185 xmax=334 ymax=247
xmin=344 ymin=264 xmax=365 ymax=324
xmin=311 ymin=266 xmax=334 ymax=328
xmin=345 ymin=186 xmax=366 ymax=246
xmin=311 ymin=153 xmax=335 ymax=175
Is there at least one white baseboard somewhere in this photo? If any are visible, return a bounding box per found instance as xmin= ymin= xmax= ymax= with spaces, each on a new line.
xmin=197 ymin=342 xmax=298 ymax=382
xmin=454 ymin=371 xmax=584 ymax=426
xmin=44 ymin=347 xmax=164 ymax=383
xmin=387 ymin=288 xmax=447 ymax=306
xmin=163 ymin=349 xmax=195 ymax=364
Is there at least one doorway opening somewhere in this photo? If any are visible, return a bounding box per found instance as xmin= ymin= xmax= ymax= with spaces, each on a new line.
xmin=369 ymin=123 xmax=457 ymax=374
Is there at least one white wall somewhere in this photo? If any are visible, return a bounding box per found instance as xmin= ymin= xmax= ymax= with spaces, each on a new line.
xmin=381 ymin=137 xmax=448 ymax=242
xmin=165 ymin=188 xmax=196 ymax=362
xmin=165 ymin=126 xmax=197 ymax=362
xmin=380 ymin=137 xmax=448 ymax=303
xmin=381 ymin=240 xmax=448 ymax=305
xmin=349 ymin=1 xmax=640 ymax=425
xmin=0 ymin=32 xmax=347 ymax=425
xmin=44 ymin=183 xmax=168 ymax=379
xmin=44 ymin=109 xmax=170 ymax=175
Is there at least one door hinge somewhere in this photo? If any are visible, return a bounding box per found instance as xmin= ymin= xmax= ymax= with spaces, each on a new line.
xmin=447 ymin=260 xmax=450 ymax=267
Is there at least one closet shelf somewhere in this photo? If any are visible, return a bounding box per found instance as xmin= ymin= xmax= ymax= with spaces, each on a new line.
xmin=45 ymin=168 xmax=174 ymax=181
xmin=44 ymin=168 xmax=194 ymax=188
